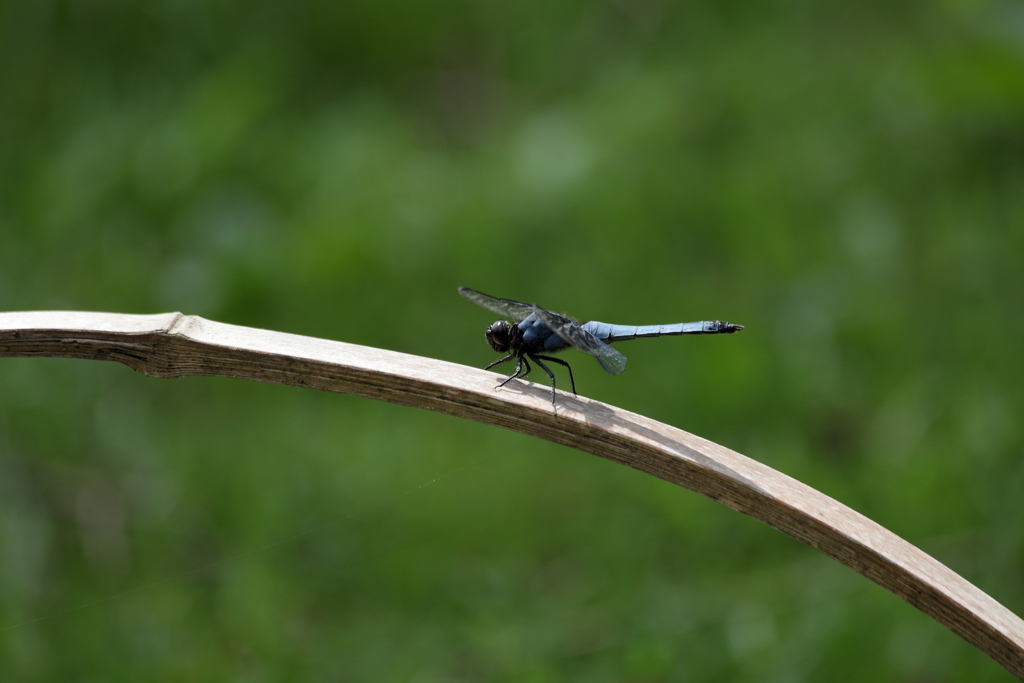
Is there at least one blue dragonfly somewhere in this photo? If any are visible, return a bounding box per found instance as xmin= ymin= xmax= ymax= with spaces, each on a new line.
xmin=459 ymin=286 xmax=744 ymax=408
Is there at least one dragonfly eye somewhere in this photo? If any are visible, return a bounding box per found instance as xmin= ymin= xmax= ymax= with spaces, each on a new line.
xmin=485 ymin=321 xmax=512 ymax=353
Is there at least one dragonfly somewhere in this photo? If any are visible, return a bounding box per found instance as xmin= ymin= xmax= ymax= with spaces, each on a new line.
xmin=459 ymin=286 xmax=744 ymax=408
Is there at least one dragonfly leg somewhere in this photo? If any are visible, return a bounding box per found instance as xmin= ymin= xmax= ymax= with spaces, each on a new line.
xmin=497 ymin=354 xmax=530 ymax=389
xmin=532 ymin=354 xmax=576 ymax=397
xmin=528 ymin=354 xmax=560 ymax=408
xmin=484 ymin=354 xmax=514 ymax=372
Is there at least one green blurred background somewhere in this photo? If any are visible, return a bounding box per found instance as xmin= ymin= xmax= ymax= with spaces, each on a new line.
xmin=2 ymin=0 xmax=1023 ymax=680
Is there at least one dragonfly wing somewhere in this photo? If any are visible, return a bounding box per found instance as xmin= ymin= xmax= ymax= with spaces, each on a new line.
xmin=458 ymin=287 xmax=534 ymax=322
xmin=532 ymin=307 xmax=627 ymax=376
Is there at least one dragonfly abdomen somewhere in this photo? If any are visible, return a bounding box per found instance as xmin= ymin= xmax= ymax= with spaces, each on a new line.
xmin=583 ymin=320 xmax=741 ymax=342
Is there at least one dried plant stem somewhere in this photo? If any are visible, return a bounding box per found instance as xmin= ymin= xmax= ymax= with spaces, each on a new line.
xmin=2 ymin=310 xmax=1022 ymax=679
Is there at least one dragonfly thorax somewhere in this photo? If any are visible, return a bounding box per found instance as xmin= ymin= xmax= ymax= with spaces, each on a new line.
xmin=485 ymin=320 xmax=522 ymax=354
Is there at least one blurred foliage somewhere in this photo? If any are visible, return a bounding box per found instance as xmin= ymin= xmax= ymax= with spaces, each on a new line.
xmin=2 ymin=0 xmax=1024 ymax=680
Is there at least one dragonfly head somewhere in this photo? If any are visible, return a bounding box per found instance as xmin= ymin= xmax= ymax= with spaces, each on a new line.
xmin=485 ymin=320 xmax=516 ymax=353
